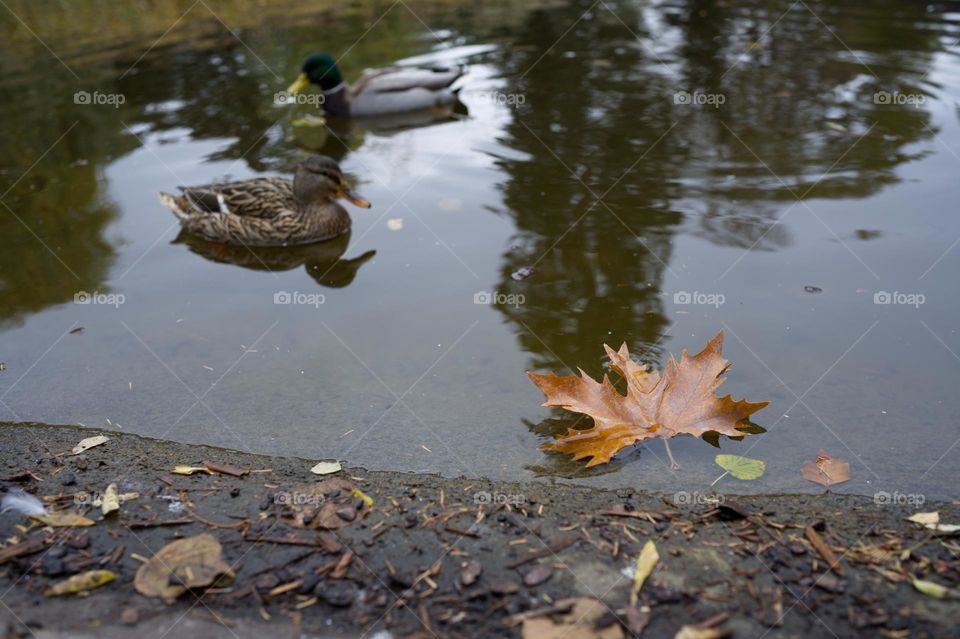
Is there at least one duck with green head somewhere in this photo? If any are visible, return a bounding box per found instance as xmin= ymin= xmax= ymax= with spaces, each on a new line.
xmin=158 ymin=155 xmax=371 ymax=247
xmin=287 ymin=52 xmax=465 ymax=118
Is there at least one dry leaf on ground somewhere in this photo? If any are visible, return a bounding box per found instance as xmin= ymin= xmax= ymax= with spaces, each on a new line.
xmin=630 ymin=540 xmax=659 ymax=606
xmin=528 ymin=332 xmax=768 ymax=467
xmin=101 ymin=483 xmax=120 ymax=516
xmin=171 ymin=465 xmax=213 ymax=476
xmin=31 ymin=513 xmax=95 ymax=527
xmin=801 ymin=450 xmax=850 ymax=487
xmin=310 ymin=461 xmax=342 ymax=475
xmin=281 ymin=478 xmax=370 ymax=530
xmin=44 ymin=570 xmax=115 ymax=596
xmin=134 ymin=534 xmax=233 ymax=601
xmin=521 ymin=597 xmax=623 ymax=639
xmin=70 ymin=435 xmax=109 ymax=455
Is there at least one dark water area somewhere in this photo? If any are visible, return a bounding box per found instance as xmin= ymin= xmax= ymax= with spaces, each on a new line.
xmin=1 ymin=0 xmax=958 ymax=499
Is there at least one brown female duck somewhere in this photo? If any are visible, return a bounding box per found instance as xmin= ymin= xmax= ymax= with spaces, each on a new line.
xmin=158 ymin=155 xmax=370 ymax=247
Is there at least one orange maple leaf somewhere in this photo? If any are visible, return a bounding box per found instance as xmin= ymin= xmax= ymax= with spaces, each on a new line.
xmin=527 ymin=331 xmax=768 ymax=468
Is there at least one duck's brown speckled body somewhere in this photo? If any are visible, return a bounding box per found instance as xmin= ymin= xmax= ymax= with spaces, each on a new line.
xmin=158 ymin=156 xmax=369 ymax=247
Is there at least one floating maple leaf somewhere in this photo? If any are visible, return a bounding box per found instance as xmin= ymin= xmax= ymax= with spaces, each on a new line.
xmin=527 ymin=331 xmax=768 ymax=468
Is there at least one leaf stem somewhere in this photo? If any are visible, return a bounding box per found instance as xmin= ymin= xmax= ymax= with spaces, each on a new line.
xmin=710 ymin=470 xmax=729 ymax=487
xmin=662 ymin=437 xmax=680 ymax=470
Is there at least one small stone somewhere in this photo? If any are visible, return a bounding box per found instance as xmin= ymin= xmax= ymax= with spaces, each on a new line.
xmin=120 ymin=608 xmax=139 ymax=625
xmin=523 ymin=565 xmax=553 ymax=587
xmin=255 ymin=573 xmax=279 ymax=591
xmin=460 ymin=560 xmax=482 ymax=586
xmin=58 ymin=472 xmax=77 ymax=487
xmin=316 ymin=581 xmax=356 ymax=607
xmin=336 ymin=505 xmax=357 ymax=522
xmin=492 ymin=582 xmax=519 ymax=595
xmin=41 ymin=557 xmax=65 ymax=577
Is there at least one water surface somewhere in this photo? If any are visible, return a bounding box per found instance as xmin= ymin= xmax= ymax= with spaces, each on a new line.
xmin=1 ymin=0 xmax=959 ymax=498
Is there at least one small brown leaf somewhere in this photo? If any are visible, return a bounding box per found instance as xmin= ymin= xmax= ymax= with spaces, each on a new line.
xmin=202 ymin=460 xmax=249 ymax=477
xmin=281 ymin=479 xmax=370 ymax=530
xmin=801 ymin=450 xmax=850 ymax=487
xmin=521 ymin=597 xmax=623 ymax=639
xmin=134 ymin=534 xmax=233 ymax=601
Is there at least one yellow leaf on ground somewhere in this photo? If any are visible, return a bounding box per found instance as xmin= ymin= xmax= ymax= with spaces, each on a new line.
xmin=31 ymin=513 xmax=95 ymax=527
xmin=907 ymin=511 xmax=939 ymax=525
xmin=172 ymin=465 xmax=213 ymax=476
xmin=310 ymin=461 xmax=342 ymax=475
xmin=101 ymin=484 xmax=120 ymax=516
xmin=630 ymin=540 xmax=659 ymax=606
xmin=71 ymin=435 xmax=110 ymax=455
xmin=44 ymin=570 xmax=115 ymax=596
xmin=913 ymin=579 xmax=948 ymax=598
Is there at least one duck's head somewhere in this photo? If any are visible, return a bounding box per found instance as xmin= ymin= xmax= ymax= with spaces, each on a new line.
xmin=293 ymin=155 xmax=371 ymax=209
xmin=287 ymin=53 xmax=344 ymax=94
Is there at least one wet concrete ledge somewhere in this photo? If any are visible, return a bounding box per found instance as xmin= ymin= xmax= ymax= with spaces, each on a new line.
xmin=0 ymin=421 xmax=957 ymax=638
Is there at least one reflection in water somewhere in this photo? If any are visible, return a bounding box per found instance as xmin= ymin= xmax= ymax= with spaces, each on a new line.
xmin=0 ymin=0 xmax=958 ymax=491
xmin=477 ymin=0 xmax=947 ymax=464
xmin=173 ymin=230 xmax=376 ymax=289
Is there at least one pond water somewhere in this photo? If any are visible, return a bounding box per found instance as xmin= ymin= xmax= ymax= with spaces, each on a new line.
xmin=1 ymin=0 xmax=958 ymax=499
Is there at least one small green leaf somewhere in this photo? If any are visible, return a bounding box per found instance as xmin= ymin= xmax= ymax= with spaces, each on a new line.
xmin=715 ymin=454 xmax=765 ymax=480
xmin=913 ymin=579 xmax=948 ymax=598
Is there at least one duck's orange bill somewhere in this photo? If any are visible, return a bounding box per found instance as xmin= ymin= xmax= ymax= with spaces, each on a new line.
xmin=338 ymin=187 xmax=371 ymax=209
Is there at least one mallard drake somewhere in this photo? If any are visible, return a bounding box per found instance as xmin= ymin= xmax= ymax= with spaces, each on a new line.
xmin=158 ymin=156 xmax=370 ymax=247
xmin=286 ymin=52 xmax=465 ymax=117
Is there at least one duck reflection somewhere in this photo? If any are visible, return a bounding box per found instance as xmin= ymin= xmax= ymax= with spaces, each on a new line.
xmin=172 ymin=230 xmax=375 ymax=289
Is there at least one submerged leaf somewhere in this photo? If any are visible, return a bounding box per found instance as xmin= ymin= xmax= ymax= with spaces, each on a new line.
xmin=801 ymin=450 xmax=850 ymax=487
xmin=44 ymin=570 xmax=115 ymax=596
xmin=528 ymin=332 xmax=768 ymax=467
xmin=715 ymin=454 xmax=766 ymax=480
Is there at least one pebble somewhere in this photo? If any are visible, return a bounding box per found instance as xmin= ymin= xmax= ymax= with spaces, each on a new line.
xmin=316 ymin=581 xmax=356 ymax=607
